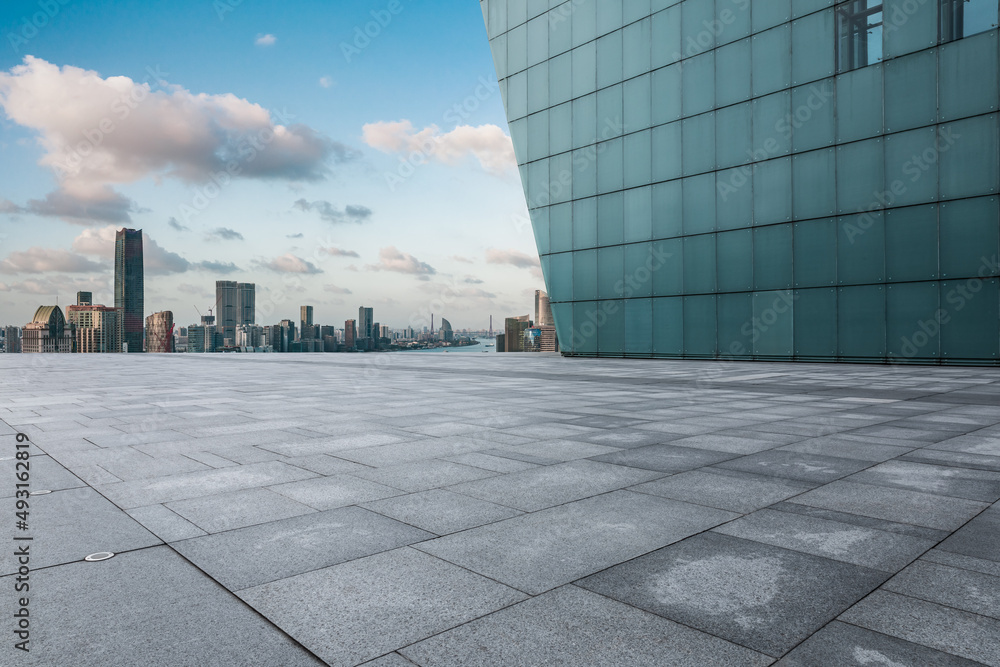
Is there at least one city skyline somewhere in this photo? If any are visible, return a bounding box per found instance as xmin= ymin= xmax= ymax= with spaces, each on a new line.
xmin=0 ymin=0 xmax=540 ymax=330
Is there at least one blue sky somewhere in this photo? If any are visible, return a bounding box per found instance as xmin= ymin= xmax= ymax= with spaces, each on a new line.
xmin=0 ymin=0 xmax=539 ymax=330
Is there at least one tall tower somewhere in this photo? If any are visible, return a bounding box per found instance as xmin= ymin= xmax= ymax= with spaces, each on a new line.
xmin=358 ymin=306 xmax=373 ymax=340
xmin=215 ymin=280 xmax=238 ymax=344
xmin=114 ymin=228 xmax=143 ymax=352
xmin=300 ymin=305 xmax=314 ymax=340
xmin=237 ymin=283 xmax=255 ymax=326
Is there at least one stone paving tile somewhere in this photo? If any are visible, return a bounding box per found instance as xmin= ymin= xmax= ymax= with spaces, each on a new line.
xmin=631 ymin=468 xmax=816 ymax=513
xmin=334 ymin=436 xmax=489 ymax=467
xmin=269 ymin=474 xmax=405 ymax=510
xmin=125 ymin=504 xmax=207 ymax=542
xmin=440 ymin=451 xmax=540 ymax=473
xmin=775 ymin=620 xmax=984 ymax=666
xmin=921 ymin=548 xmax=1000 ymax=577
xmin=0 ymin=454 xmax=84 ymax=498
xmin=166 ymin=487 xmax=316 ymax=533
xmin=578 ymin=532 xmax=889 ymax=657
xmin=937 ymin=506 xmax=1000 ymax=562
xmin=768 ymin=501 xmax=951 ymax=542
xmin=496 ymin=438 xmax=621 ymax=462
xmin=845 ymin=460 xmax=1000 ymax=502
xmin=358 ymin=653 xmax=415 ymax=666
xmin=416 ymin=490 xmax=736 ymax=595
xmin=713 ymin=508 xmax=934 ymax=572
xmin=350 ymin=459 xmax=498 ymax=493
xmin=588 ymin=443 xmax=738 ymax=472
xmin=238 ymin=547 xmax=526 ymax=667
xmin=0 ymin=547 xmax=323 ymax=667
xmin=446 ymin=459 xmax=664 ymax=512
xmin=900 ymin=448 xmax=1000 ymax=472
xmin=929 ymin=434 xmax=1000 ymax=457
xmin=840 ymin=590 xmax=1000 ymax=666
xmin=576 ymin=428 xmax=680 ymax=448
xmin=777 ymin=436 xmax=914 ymax=462
xmin=789 ymin=480 xmax=990 ymax=531
xmin=884 ymin=560 xmax=1000 ymax=619
xmin=662 ymin=433 xmax=789 ymax=454
xmin=401 ymin=585 xmax=772 ymax=667
xmin=173 ymin=506 xmax=433 ymax=590
xmin=713 ymin=450 xmax=873 ymax=483
xmin=360 ymin=489 xmax=522 ymax=535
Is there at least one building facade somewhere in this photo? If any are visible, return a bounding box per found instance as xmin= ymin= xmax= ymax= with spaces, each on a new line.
xmin=23 ymin=306 xmax=74 ymax=353
xmin=535 ymin=289 xmax=554 ymax=326
xmin=2 ymin=326 xmax=21 ymax=353
xmin=68 ymin=305 xmax=122 ymax=353
xmin=146 ymin=311 xmax=174 ymax=353
xmin=483 ymin=0 xmax=1000 ymax=364
xmin=114 ymin=228 xmax=144 ymax=353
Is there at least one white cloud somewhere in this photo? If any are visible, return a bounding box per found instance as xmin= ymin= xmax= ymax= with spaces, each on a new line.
xmin=367 ymin=246 xmax=435 ymax=275
xmin=0 ymin=57 xmax=353 ymax=224
xmin=318 ymin=76 xmax=334 ymax=88
xmin=293 ymin=199 xmax=372 ymax=224
xmin=321 ymin=247 xmax=360 ymax=258
xmin=257 ymin=253 xmax=322 ymax=274
xmin=255 ymin=34 xmax=277 ymax=46
xmin=362 ymin=120 xmax=516 ymax=175
xmin=485 ymin=248 xmax=540 ymax=269
xmin=323 ymin=284 xmax=352 ymax=294
xmin=71 ymin=225 xmax=226 ymax=275
xmin=0 ymin=248 xmax=106 ymax=274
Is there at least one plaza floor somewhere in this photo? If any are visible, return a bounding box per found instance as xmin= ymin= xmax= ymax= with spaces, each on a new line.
xmin=2 ymin=352 xmax=999 ymax=666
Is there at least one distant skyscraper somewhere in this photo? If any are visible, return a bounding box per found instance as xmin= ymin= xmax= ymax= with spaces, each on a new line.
xmin=535 ymin=290 xmax=553 ymax=327
xmin=300 ymin=305 xmax=314 ymax=340
xmin=280 ymin=319 xmax=296 ymax=352
xmin=345 ymin=319 xmax=357 ymax=349
xmin=1 ymin=326 xmax=21 ymax=353
xmin=145 ymin=311 xmax=174 ymax=353
xmin=440 ymin=318 xmax=454 ymax=342
xmin=504 ymin=316 xmax=530 ymax=353
xmin=237 ymin=283 xmax=255 ymax=326
xmin=114 ymin=228 xmax=143 ymax=352
xmin=68 ymin=304 xmax=122 ymax=353
xmin=215 ymin=281 xmax=238 ymax=343
xmin=358 ymin=306 xmax=373 ymax=340
xmin=76 ymin=291 xmax=92 ymax=306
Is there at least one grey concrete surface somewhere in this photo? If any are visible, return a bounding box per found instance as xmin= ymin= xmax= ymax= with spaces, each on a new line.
xmin=1 ymin=353 xmax=998 ymax=665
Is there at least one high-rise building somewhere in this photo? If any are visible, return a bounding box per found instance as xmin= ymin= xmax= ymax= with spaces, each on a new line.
xmin=483 ymin=0 xmax=1000 ymax=364
xmin=535 ymin=290 xmax=553 ymax=326
xmin=504 ymin=315 xmax=531 ymax=353
xmin=280 ymin=319 xmax=296 ymax=352
xmin=145 ymin=311 xmax=174 ymax=353
xmin=68 ymin=305 xmax=122 ymax=353
xmin=76 ymin=291 xmax=92 ymax=306
xmin=345 ymin=319 xmax=357 ymax=349
xmin=2 ymin=326 xmax=21 ymax=353
xmin=22 ymin=306 xmax=74 ymax=353
xmin=215 ymin=281 xmax=238 ymax=344
xmin=237 ymin=283 xmax=255 ymax=327
xmin=495 ymin=331 xmax=506 ymax=353
xmin=440 ymin=318 xmax=454 ymax=342
xmin=187 ymin=323 xmax=216 ymax=353
xmin=114 ymin=228 xmax=143 ymax=353
xmin=358 ymin=306 xmax=373 ymax=340
xmin=299 ymin=305 xmax=314 ymax=341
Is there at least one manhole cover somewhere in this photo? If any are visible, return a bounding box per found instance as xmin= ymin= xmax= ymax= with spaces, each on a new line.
xmin=84 ymin=552 xmax=115 ymax=562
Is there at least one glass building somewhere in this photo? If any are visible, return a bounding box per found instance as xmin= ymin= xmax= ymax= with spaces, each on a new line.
xmin=481 ymin=0 xmax=1000 ymax=364
xmin=114 ymin=228 xmax=144 ymax=353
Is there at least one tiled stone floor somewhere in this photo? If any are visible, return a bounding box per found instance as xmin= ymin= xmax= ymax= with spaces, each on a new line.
xmin=2 ymin=352 xmax=1000 ymax=666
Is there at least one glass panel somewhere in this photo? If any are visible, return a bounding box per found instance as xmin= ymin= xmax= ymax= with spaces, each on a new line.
xmin=573 ymin=146 xmax=598 ymax=198
xmin=836 ymin=138 xmax=884 ymax=214
xmin=548 ymin=152 xmax=573 ymax=205
xmin=754 ymin=290 xmax=795 ymax=356
xmin=939 ymin=0 xmax=1000 ymax=42
xmin=683 ymin=112 xmax=716 ymax=176
xmin=625 ymin=297 xmax=654 ymax=354
xmin=791 ymin=81 xmax=836 ymax=152
xmin=623 ymin=18 xmax=652 ymax=79
xmin=836 ymin=64 xmax=883 ymax=142
xmin=573 ymin=249 xmax=598 ymax=301
xmin=683 ymin=174 xmax=717 ymax=234
xmin=527 ymin=110 xmax=549 ymax=163
xmin=885 ymin=205 xmax=939 ymax=282
xmin=684 ymin=295 xmax=718 ymax=356
xmin=550 ymin=102 xmax=572 ymax=155
xmin=792 ymin=9 xmax=835 ymax=85
xmin=884 ymin=51 xmax=937 ymax=132
xmin=509 ymin=118 xmax=528 ymax=165
xmin=623 ymin=73 xmax=652 ymax=134
xmin=718 ymin=292 xmax=753 ymax=359
xmin=717 ymin=0 xmax=752 ymax=45
xmin=651 ymin=64 xmax=682 ymax=125
xmin=490 ymin=34 xmax=508 ymax=80
xmin=794 ymin=0 xmax=835 ymax=19
xmin=652 ymin=180 xmax=683 ymax=239
xmin=717 ymin=167 xmax=754 ymax=230
xmin=716 ymin=102 xmax=753 ymax=169
xmin=754 ymin=0 xmax=792 ymax=32
xmin=715 ymin=39 xmax=752 ymax=107
xmin=887 ymin=282 xmax=941 ymax=360
xmin=573 ymin=301 xmax=598 ymax=354
xmin=508 ymin=23 xmax=528 ymax=75
xmin=885 ymin=127 xmax=938 ymax=207
xmin=717 ymin=229 xmax=753 ymax=292
xmin=597 ymin=137 xmax=624 ymax=194
xmin=838 ymin=284 xmax=887 ymax=358
xmin=795 ymin=287 xmax=838 ymax=356
xmin=793 ymin=148 xmax=837 ymax=220
xmin=752 ymin=25 xmax=793 ymax=97
xmin=597 ymin=30 xmax=623 ymax=90
xmin=526 ymin=159 xmax=549 ymax=209
xmin=794 ymin=218 xmax=838 ymax=287
xmin=597 ymin=192 xmax=624 ymax=246
xmin=883 ymin=0 xmax=936 ymax=58
xmin=941 ymin=279 xmax=1000 ymax=361
xmin=684 ymin=234 xmax=717 ymax=293
xmin=651 ymin=4 xmax=682 ymax=68
xmin=940 ymin=114 xmax=1000 ymax=199
xmin=652 ymin=296 xmax=683 ymax=355
xmin=652 ymin=238 xmax=684 ymax=295
xmin=682 ymin=51 xmax=716 ymax=117
xmin=487 ymin=0 xmax=507 ymax=39
xmin=624 ymin=0 xmax=653 ymax=25
xmin=836 ymin=0 xmax=883 ymax=72
xmin=574 ymin=197 xmax=598 ymax=249
xmin=753 ymin=157 xmax=793 ymax=225
xmin=508 ymin=0 xmax=527 ymax=28
xmin=572 ymin=0 xmax=597 ymax=48
xmin=682 ymin=0 xmax=716 ymax=56
xmin=572 ymin=42 xmax=597 ymax=99
xmin=597 ymin=84 xmax=624 ymax=140
xmin=549 ymin=52 xmax=572 ymax=106
xmin=624 ymin=186 xmax=654 ymax=242
xmin=549 ymin=201 xmax=573 ymax=253
xmin=752 ymin=91 xmax=792 ymax=159
xmin=939 ymin=32 xmax=1000 ymax=122
xmin=527 ymin=14 xmax=549 ymax=67
xmin=652 ymin=121 xmax=682 ymax=181
xmin=754 ymin=224 xmax=794 ymax=290
xmin=597 ymin=0 xmax=623 ymax=35
xmin=624 ymin=243 xmax=656 ymax=297
xmin=572 ymin=93 xmax=596 ymax=150
xmin=838 ymin=211 xmax=886 ymax=284
xmin=548 ymin=251 xmax=573 ymax=301
xmin=549 ymin=4 xmax=573 ymax=57
xmin=551 ymin=301 xmax=573 ymax=352
xmin=507 ymin=71 xmax=528 ymax=121
xmin=531 ymin=207 xmax=550 ymax=256
xmin=940 ymin=197 xmax=1000 ymax=279
xmin=624 ymin=129 xmax=653 ymax=189
xmin=598 ymin=246 xmax=625 ymax=299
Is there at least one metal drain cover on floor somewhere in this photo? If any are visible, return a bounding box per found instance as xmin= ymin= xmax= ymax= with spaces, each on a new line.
xmin=84 ymin=552 xmax=115 ymax=562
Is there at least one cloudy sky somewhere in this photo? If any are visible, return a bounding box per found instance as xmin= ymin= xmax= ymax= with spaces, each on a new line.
xmin=0 ymin=0 xmax=539 ymax=330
